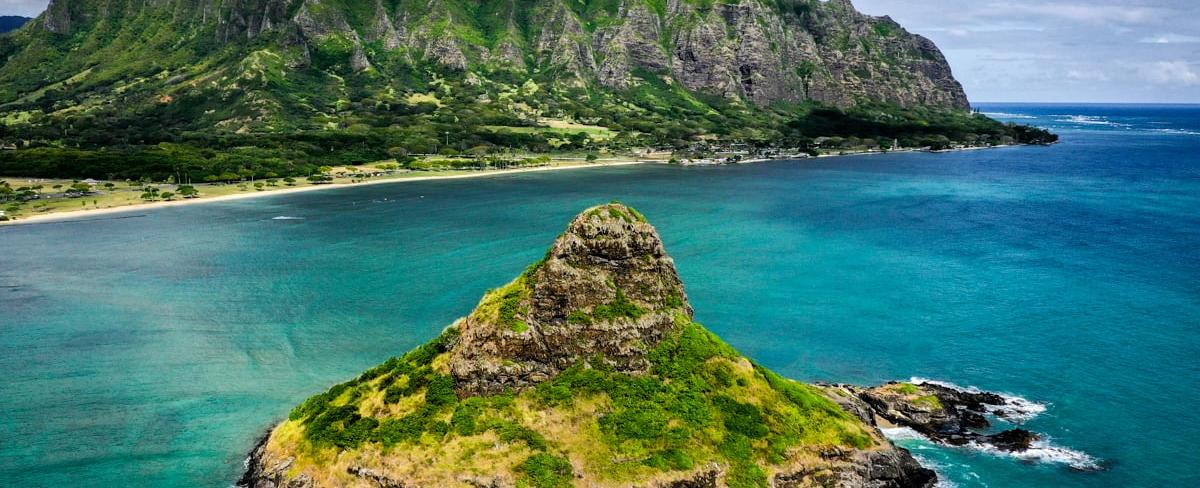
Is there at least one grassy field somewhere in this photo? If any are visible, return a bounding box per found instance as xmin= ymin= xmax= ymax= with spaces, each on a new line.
xmin=482 ymin=118 xmax=618 ymax=144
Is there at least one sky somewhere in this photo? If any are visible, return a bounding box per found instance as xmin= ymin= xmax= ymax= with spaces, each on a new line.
xmin=854 ymin=0 xmax=1200 ymax=103
xmin=2 ymin=0 xmax=1197 ymax=103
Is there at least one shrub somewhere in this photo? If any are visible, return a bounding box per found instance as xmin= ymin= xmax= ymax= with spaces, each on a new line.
xmin=592 ymin=288 xmax=643 ymax=322
xmin=566 ymin=310 xmax=593 ymax=325
xmin=517 ymin=453 xmax=573 ymax=488
xmin=713 ymin=396 xmax=769 ymax=439
xmin=425 ymin=374 xmax=458 ymax=407
xmin=450 ymin=400 xmax=483 ymax=436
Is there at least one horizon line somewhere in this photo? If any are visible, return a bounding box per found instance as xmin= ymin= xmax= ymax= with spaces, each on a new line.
xmin=973 ymin=101 xmax=1200 ymax=106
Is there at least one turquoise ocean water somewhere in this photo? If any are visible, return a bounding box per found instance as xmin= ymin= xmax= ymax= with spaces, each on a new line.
xmin=1 ymin=104 xmax=1197 ymax=486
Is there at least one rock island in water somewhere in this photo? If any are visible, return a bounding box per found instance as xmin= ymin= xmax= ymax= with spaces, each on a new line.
xmin=241 ymin=204 xmax=1073 ymax=488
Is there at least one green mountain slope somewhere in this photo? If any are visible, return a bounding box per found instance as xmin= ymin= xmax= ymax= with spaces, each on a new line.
xmin=0 ymin=1 xmax=1054 ymax=181
xmin=239 ymin=204 xmax=938 ymax=488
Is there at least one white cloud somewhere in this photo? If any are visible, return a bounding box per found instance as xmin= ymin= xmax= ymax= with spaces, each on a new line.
xmin=1066 ymin=69 xmax=1111 ymax=82
xmin=852 ymin=0 xmax=1200 ymax=102
xmin=988 ymin=3 xmax=1163 ymax=25
xmin=1138 ymin=33 xmax=1200 ymax=44
xmin=1139 ymin=61 xmax=1200 ymax=85
xmin=0 ymin=0 xmax=47 ymax=17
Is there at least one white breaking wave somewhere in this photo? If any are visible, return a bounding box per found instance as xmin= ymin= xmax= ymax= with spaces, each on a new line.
xmin=271 ymin=216 xmax=305 ymax=220
xmin=1150 ymin=128 xmax=1200 ymax=136
xmin=910 ymin=453 xmax=962 ymax=488
xmin=908 ymin=377 xmax=1046 ymax=423
xmin=980 ymin=111 xmax=1035 ymax=119
xmin=881 ymin=426 xmax=926 ymax=441
xmin=883 ymin=424 xmax=1101 ymax=472
xmin=1055 ymin=115 xmax=1129 ymax=128
xmin=883 ymin=430 xmax=961 ymax=488
xmin=969 ymin=439 xmax=1103 ymax=471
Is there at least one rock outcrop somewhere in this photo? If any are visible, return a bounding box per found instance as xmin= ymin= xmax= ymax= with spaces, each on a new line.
xmin=833 ymin=381 xmax=1050 ymax=455
xmin=239 ymin=204 xmax=938 ymax=488
xmin=451 ymin=204 xmax=691 ymax=396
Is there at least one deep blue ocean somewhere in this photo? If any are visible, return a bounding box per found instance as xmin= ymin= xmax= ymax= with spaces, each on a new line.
xmin=1 ymin=104 xmax=1197 ymax=487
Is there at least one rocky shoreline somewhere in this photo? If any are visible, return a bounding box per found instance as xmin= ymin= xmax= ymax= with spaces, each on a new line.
xmin=824 ymin=381 xmax=1040 ymax=451
xmin=823 ymin=379 xmax=1103 ymax=473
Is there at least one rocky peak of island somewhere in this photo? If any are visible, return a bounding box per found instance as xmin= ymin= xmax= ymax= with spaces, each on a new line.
xmin=451 ymin=203 xmax=691 ymax=396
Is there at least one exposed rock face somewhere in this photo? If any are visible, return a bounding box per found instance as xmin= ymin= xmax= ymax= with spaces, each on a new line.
xmin=41 ymin=0 xmax=74 ymax=34
xmin=239 ymin=435 xmax=313 ymax=488
xmin=860 ymin=382 xmax=1001 ymax=439
xmin=847 ymin=381 xmax=1047 ymax=454
xmin=450 ymin=204 xmax=691 ymax=396
xmin=594 ymin=2 xmax=671 ymax=89
xmin=773 ymin=448 xmax=936 ymax=488
xmin=26 ymin=0 xmax=969 ymax=109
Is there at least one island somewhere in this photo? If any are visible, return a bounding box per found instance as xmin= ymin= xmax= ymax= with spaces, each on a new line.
xmin=241 ymin=204 xmax=1060 ymax=488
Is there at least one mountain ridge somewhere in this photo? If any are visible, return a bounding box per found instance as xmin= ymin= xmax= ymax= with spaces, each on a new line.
xmin=0 ymin=16 xmax=30 ymax=34
xmin=20 ymin=0 xmax=968 ymax=110
xmin=0 ymin=1 xmax=1056 ymax=184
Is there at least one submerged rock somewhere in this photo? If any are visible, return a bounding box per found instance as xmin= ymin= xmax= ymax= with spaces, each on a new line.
xmin=984 ymin=429 xmax=1040 ymax=452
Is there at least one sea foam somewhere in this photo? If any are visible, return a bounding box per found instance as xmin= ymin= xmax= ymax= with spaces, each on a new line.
xmin=968 ymin=439 xmax=1103 ymax=471
xmin=881 ymin=426 xmax=927 ymax=441
xmin=980 ymin=111 xmax=1035 ymax=119
xmin=1150 ymin=128 xmax=1200 ymax=136
xmin=894 ymin=379 xmax=1101 ymax=471
xmin=908 ymin=377 xmax=1046 ymax=423
xmin=1055 ymin=115 xmax=1130 ymax=128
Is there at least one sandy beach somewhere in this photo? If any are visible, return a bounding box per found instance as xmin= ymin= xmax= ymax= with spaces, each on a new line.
xmin=1 ymin=160 xmax=650 ymax=226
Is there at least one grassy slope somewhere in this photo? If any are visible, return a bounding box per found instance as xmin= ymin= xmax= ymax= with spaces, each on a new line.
xmin=266 ymin=270 xmax=879 ymax=488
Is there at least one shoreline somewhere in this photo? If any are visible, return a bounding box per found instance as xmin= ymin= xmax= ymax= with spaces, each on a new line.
xmin=1 ymin=160 xmax=649 ymax=226
xmin=0 ymin=143 xmax=1029 ymax=227
xmin=695 ymin=143 xmax=1022 ymax=166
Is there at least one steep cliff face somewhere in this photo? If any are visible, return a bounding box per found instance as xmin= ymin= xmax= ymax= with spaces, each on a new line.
xmin=14 ymin=0 xmax=967 ymax=110
xmin=451 ymin=205 xmax=690 ymax=396
xmin=239 ymin=204 xmax=938 ymax=488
